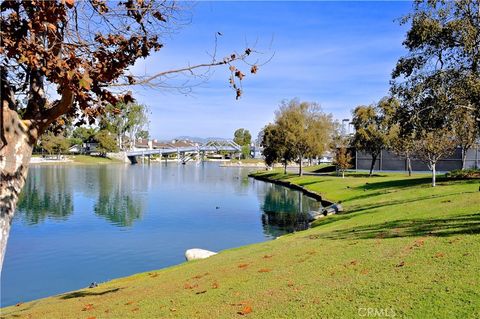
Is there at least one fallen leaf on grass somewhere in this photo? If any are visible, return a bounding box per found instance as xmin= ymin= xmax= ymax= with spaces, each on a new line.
xmin=212 ymin=282 xmax=219 ymax=289
xmin=86 ymin=317 xmax=96 ymax=319
xmin=184 ymin=283 xmax=198 ymax=289
xmin=131 ymin=307 xmax=139 ymax=312
xmin=82 ymin=304 xmax=94 ymax=311
xmin=263 ymin=255 xmax=273 ymax=259
xmin=124 ymin=301 xmax=134 ymax=305
xmin=237 ymin=306 xmax=253 ymax=315
xmin=149 ymin=273 xmax=159 ymax=278
xmin=196 ymin=290 xmax=207 ymax=295
xmin=258 ymin=268 xmax=271 ymax=273
xmin=435 ymin=252 xmax=445 ymax=258
xmin=413 ymin=239 xmax=425 ymax=248
xmin=238 ymin=264 xmax=249 ymax=269
xmin=170 ymin=308 xmax=177 ymax=312
xmin=396 ymin=261 xmax=405 ymax=267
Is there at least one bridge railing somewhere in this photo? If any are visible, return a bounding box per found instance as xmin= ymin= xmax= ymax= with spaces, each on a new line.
xmin=126 ymin=144 xmax=241 ymax=157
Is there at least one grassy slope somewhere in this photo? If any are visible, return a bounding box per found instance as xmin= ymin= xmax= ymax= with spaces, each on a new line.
xmin=70 ymin=155 xmax=123 ymax=164
xmin=30 ymin=155 xmax=122 ymax=165
xmin=2 ymin=172 xmax=479 ymax=318
xmin=230 ymin=159 xmax=265 ymax=164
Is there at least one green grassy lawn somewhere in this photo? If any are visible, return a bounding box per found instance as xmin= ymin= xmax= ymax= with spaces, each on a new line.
xmin=69 ymin=155 xmax=123 ymax=164
xmin=2 ymin=171 xmax=479 ymax=318
xmin=230 ymin=158 xmax=265 ymax=164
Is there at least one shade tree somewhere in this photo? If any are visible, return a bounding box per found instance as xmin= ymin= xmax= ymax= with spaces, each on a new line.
xmin=262 ymin=99 xmax=333 ymax=176
xmin=94 ymin=130 xmax=119 ymax=157
xmin=40 ymin=132 xmax=71 ymax=159
xmin=0 ymin=0 xmax=263 ymax=269
xmin=413 ymin=128 xmax=457 ymax=187
xmin=452 ymin=108 xmax=479 ymax=170
xmin=261 ymin=123 xmax=294 ymax=174
xmin=333 ymin=145 xmax=352 ymax=179
xmin=233 ymin=128 xmax=252 ymax=159
xmin=351 ymin=100 xmax=392 ymax=176
xmin=392 ymin=0 xmax=480 ymax=122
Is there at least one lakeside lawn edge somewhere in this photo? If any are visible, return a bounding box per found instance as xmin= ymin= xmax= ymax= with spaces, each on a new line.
xmin=2 ymin=170 xmax=479 ymax=318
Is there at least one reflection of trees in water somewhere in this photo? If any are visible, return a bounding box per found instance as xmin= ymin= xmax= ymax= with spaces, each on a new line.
xmin=16 ymin=167 xmax=73 ymax=224
xmin=94 ymin=191 xmax=142 ymax=227
xmin=260 ymin=184 xmax=321 ymax=237
xmin=93 ymin=166 xmax=144 ymax=227
xmin=232 ymin=174 xmax=252 ymax=195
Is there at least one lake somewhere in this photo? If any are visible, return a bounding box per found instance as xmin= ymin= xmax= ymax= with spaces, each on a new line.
xmin=1 ymin=162 xmax=322 ymax=307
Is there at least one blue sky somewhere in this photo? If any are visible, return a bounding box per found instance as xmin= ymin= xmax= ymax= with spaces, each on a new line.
xmin=131 ymin=1 xmax=412 ymax=140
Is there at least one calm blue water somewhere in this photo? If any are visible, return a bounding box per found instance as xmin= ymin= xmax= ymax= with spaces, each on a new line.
xmin=1 ymin=162 xmax=321 ymax=307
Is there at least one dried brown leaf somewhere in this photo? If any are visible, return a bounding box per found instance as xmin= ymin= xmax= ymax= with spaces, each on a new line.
xmin=82 ymin=304 xmax=94 ymax=311
xmin=237 ymin=305 xmax=252 ymax=315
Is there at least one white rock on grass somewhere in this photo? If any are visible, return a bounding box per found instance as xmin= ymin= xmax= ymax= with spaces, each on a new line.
xmin=185 ymin=248 xmax=217 ymax=261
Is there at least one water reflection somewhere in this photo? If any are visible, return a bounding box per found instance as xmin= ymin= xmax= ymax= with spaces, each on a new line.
xmin=260 ymin=183 xmax=322 ymax=235
xmin=94 ymin=167 xmax=144 ymax=227
xmin=16 ymin=167 xmax=74 ymax=224
xmin=5 ymin=163 xmax=323 ymax=307
xmin=15 ymin=165 xmax=321 ymax=234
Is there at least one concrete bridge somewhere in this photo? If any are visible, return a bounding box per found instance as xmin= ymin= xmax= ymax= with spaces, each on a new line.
xmin=125 ymin=140 xmax=242 ymax=164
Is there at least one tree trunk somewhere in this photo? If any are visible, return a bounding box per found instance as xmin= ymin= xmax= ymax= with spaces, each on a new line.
xmin=342 ymin=170 xmax=345 ymax=178
xmin=283 ymin=161 xmax=287 ymax=174
xmin=461 ymin=147 xmax=467 ymax=170
xmin=406 ymin=155 xmax=412 ymax=177
xmin=431 ymin=162 xmax=436 ymax=187
xmin=299 ymin=156 xmax=303 ymax=176
xmin=0 ymin=107 xmax=36 ymax=271
xmin=369 ymin=154 xmax=377 ymax=176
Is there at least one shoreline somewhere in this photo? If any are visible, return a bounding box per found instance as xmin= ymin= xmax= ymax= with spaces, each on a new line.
xmin=248 ymin=171 xmax=335 ymax=207
xmin=2 ymin=172 xmax=479 ymax=317
xmin=3 ymin=170 xmax=333 ymax=308
xmin=29 ymin=156 xmax=124 ymax=165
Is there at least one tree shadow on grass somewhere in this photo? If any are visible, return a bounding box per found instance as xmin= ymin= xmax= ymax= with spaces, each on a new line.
xmin=59 ymin=287 xmax=123 ymax=300
xmin=345 ymin=173 xmax=388 ymax=178
xmin=296 ymin=180 xmax=325 ymax=187
xmin=353 ymin=176 xmax=478 ymax=193
xmin=316 ymin=213 xmax=480 ymax=240
xmin=311 ymin=190 xmax=478 ymax=229
xmin=341 ymin=178 xmax=477 ymax=204
xmin=344 ymin=192 xmax=475 ymax=214
xmin=358 ymin=177 xmax=433 ymax=191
